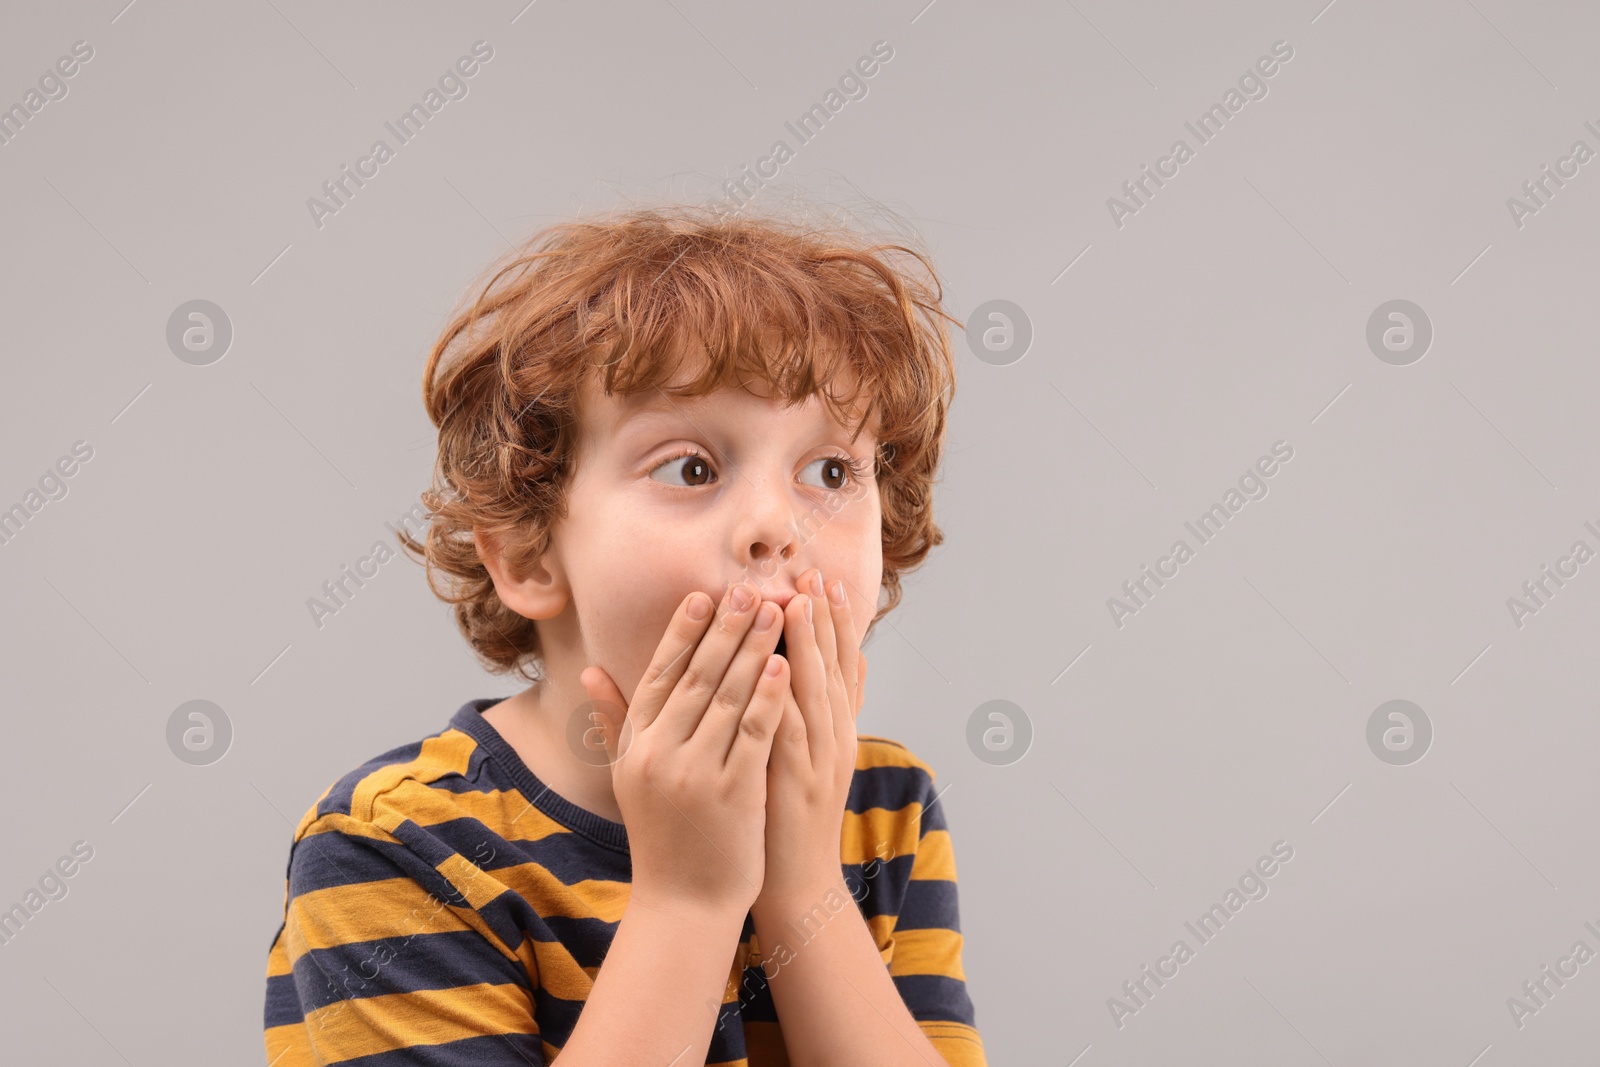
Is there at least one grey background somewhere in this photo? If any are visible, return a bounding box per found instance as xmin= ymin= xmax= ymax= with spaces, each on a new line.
xmin=1 ymin=0 xmax=1597 ymax=1063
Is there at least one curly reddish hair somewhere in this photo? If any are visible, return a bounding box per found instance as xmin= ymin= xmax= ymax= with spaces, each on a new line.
xmin=397 ymin=201 xmax=960 ymax=682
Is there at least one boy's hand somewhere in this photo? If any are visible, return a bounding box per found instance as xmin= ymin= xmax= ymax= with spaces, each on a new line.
xmin=580 ymin=582 xmax=790 ymax=918
xmin=756 ymin=568 xmax=867 ymax=906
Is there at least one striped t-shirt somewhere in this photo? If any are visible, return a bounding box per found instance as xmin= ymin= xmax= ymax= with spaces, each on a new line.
xmin=263 ymin=697 xmax=987 ymax=1066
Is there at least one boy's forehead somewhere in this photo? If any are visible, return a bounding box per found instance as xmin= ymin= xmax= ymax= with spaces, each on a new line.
xmin=610 ymin=382 xmax=831 ymax=428
xmin=578 ymin=373 xmax=874 ymax=444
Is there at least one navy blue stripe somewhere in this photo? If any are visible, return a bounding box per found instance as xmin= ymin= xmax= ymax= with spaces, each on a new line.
xmin=287 ymin=831 xmax=426 ymax=896
xmin=288 ymin=828 xmax=463 ymax=910
xmin=846 ymin=762 xmax=931 ymax=817
xmin=850 ymin=853 xmax=916 ymax=919
xmin=895 ymin=875 xmax=961 ymax=932
xmin=729 ymin=965 xmax=777 ymax=1022
xmin=501 ymin=827 xmax=634 ymax=884
xmin=263 ymin=971 xmax=303 ymax=1030
xmin=287 ymin=928 xmax=532 ymax=1013
xmin=396 ymin=813 xmax=636 ymax=887
xmin=540 ymin=914 xmax=619 ymax=970
xmin=528 ymin=986 xmax=582 ymax=1050
xmin=914 ymin=777 xmax=949 ymax=837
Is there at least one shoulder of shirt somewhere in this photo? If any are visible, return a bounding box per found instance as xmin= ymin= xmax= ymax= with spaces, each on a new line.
xmin=289 ymin=719 xmax=485 ymax=843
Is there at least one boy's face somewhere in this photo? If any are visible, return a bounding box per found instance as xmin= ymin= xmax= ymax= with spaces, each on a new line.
xmin=549 ymin=363 xmax=884 ymax=706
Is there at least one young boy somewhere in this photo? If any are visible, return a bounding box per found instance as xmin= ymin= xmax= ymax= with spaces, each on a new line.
xmin=262 ymin=204 xmax=987 ymax=1066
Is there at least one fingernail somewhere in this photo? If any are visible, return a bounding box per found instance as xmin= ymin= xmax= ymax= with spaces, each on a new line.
xmin=810 ymin=571 xmax=825 ymax=597
xmin=804 ymin=595 xmax=813 ymax=623
xmin=828 ymin=579 xmax=845 ymax=607
xmin=688 ymin=593 xmax=711 ymax=620
xmin=754 ymin=602 xmax=778 ymax=631
xmin=731 ymin=584 xmax=755 ymax=612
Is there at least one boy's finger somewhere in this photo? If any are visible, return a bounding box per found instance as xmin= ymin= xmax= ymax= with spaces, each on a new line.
xmin=824 ymin=574 xmax=862 ymax=738
xmin=723 ymin=650 xmax=787 ymax=775
xmin=626 ymin=590 xmax=719 ymax=732
xmin=758 ymin=679 xmax=808 ymax=778
xmin=782 ymin=591 xmax=830 ymax=767
xmin=690 ymin=600 xmax=786 ymax=764
xmin=804 ymin=571 xmax=847 ymax=741
xmin=653 ymin=581 xmax=767 ymax=744
xmin=854 ymin=653 xmax=867 ymax=721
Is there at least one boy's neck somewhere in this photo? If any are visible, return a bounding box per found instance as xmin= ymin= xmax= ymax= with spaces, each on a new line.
xmin=482 ymin=679 xmax=625 ymax=826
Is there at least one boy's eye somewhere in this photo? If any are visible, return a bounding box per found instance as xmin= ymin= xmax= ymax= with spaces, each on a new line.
xmin=800 ymin=456 xmax=855 ymax=492
xmin=648 ymin=450 xmax=716 ymax=487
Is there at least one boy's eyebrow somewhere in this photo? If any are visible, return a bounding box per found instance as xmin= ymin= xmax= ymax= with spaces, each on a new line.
xmin=619 ymin=390 xmax=684 ymax=415
xmin=614 ymin=391 xmax=701 ymax=430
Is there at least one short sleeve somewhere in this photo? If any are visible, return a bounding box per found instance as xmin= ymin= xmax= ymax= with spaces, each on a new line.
xmin=888 ymin=766 xmax=988 ymax=1067
xmin=264 ymin=812 xmax=545 ymax=1067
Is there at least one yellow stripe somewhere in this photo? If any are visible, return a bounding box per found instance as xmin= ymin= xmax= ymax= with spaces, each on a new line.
xmin=531 ymin=927 xmax=605 ymax=1002
xmin=297 ymin=982 xmax=535 ymax=1063
xmin=428 ymin=785 xmax=572 ymax=839
xmin=266 ymin=926 xmax=294 ymax=978
xmin=299 ymin=811 xmax=402 ymax=844
xmin=841 ymin=804 xmax=921 ymax=865
xmin=909 ymin=827 xmax=956 ymax=881
xmin=888 ymin=925 xmax=967 ymax=980
xmin=282 ymin=868 xmax=531 ymax=971
xmin=349 ymin=733 xmax=474 ymax=822
xmin=436 ymin=853 xmax=507 ymax=912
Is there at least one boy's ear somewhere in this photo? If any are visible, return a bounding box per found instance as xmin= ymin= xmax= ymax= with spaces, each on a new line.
xmin=473 ymin=527 xmax=570 ymax=620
